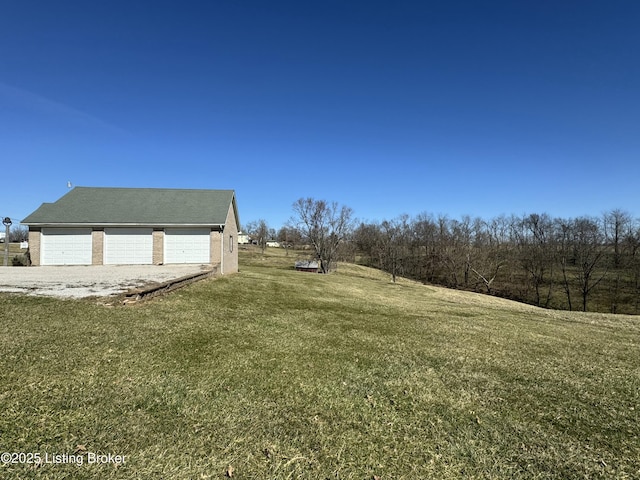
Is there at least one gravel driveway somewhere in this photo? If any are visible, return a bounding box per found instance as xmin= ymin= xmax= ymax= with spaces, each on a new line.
xmin=0 ymin=265 xmax=212 ymax=298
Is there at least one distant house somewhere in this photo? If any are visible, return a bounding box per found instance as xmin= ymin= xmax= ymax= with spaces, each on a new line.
xmin=295 ymin=260 xmax=319 ymax=273
xmin=22 ymin=187 xmax=240 ymax=273
xmin=266 ymin=241 xmax=281 ymax=248
xmin=238 ymin=232 xmax=250 ymax=244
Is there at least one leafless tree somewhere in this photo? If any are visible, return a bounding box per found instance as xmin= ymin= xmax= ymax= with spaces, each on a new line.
xmin=604 ymin=209 xmax=632 ymax=268
xmin=10 ymin=225 xmax=29 ymax=242
xmin=433 ymin=215 xmax=466 ymax=288
xmin=572 ymin=217 xmax=608 ymax=312
xmin=468 ymin=216 xmax=509 ymax=294
xmin=554 ymin=218 xmax=575 ymax=310
xmin=291 ymin=198 xmax=354 ymax=273
xmin=245 ymin=219 xmax=270 ymax=254
xmin=515 ymin=213 xmax=555 ymax=306
xmin=277 ymin=225 xmax=302 ymax=255
xmin=602 ymin=209 xmax=632 ymax=312
xmin=378 ymin=215 xmax=410 ymax=283
xmin=411 ymin=213 xmax=438 ymax=282
xmin=623 ymin=219 xmax=640 ymax=312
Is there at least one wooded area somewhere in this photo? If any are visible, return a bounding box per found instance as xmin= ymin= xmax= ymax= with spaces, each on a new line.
xmin=246 ymin=202 xmax=639 ymax=315
xmin=349 ymin=209 xmax=640 ymax=314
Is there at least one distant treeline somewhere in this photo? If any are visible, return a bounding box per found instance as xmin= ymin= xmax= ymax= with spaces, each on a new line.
xmin=345 ymin=210 xmax=640 ymax=314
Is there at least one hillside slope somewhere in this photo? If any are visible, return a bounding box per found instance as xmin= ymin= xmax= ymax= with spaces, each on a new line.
xmin=0 ymin=250 xmax=638 ymax=479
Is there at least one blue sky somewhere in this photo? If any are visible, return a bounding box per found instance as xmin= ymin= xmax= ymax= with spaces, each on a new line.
xmin=1 ymin=1 xmax=638 ymax=229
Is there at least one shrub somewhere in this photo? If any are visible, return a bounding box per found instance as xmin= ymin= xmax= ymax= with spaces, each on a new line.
xmin=12 ymin=255 xmax=26 ymax=266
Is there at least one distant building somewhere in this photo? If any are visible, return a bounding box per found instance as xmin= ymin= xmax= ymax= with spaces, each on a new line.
xmin=238 ymin=232 xmax=250 ymax=244
xmin=266 ymin=241 xmax=281 ymax=248
xmin=295 ymin=260 xmax=319 ymax=273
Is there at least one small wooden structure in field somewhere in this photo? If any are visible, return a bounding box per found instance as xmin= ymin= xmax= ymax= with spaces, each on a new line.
xmin=295 ymin=260 xmax=319 ymax=273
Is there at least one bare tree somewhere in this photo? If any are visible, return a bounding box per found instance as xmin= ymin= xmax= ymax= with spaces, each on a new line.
xmin=353 ymin=222 xmax=382 ymax=267
xmin=603 ymin=209 xmax=632 ymax=312
xmin=291 ymin=198 xmax=354 ymax=273
xmin=624 ymin=219 xmax=640 ymax=313
xmin=604 ymin=209 xmax=632 ymax=268
xmin=433 ymin=215 xmax=463 ymax=288
xmin=378 ymin=215 xmax=410 ymax=283
xmin=245 ymin=219 xmax=270 ymax=254
xmin=515 ymin=213 xmax=555 ymax=307
xmin=10 ymin=225 xmax=29 ymax=242
xmin=411 ymin=213 xmax=438 ymax=283
xmin=277 ymin=225 xmax=302 ymax=255
xmin=555 ymin=218 xmax=575 ymax=311
xmin=468 ymin=216 xmax=509 ymax=295
xmin=572 ymin=217 xmax=608 ymax=312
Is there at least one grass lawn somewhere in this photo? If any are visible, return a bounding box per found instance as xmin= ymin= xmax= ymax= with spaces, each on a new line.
xmin=0 ymin=248 xmax=638 ymax=479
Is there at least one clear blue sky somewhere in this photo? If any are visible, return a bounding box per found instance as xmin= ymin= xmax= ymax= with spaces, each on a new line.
xmin=1 ymin=1 xmax=638 ymax=229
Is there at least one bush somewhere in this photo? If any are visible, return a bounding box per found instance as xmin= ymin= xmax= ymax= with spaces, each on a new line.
xmin=12 ymin=255 xmax=27 ymax=266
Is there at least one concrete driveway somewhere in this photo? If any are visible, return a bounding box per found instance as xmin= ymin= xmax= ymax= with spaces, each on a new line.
xmin=0 ymin=264 xmax=212 ymax=298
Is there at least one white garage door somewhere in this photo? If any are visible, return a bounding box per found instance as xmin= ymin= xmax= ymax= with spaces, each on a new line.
xmin=104 ymin=228 xmax=153 ymax=265
xmin=164 ymin=228 xmax=210 ymax=264
xmin=41 ymin=228 xmax=92 ymax=265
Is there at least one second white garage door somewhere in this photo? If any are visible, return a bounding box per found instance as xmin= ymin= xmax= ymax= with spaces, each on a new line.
xmin=104 ymin=228 xmax=153 ymax=265
xmin=164 ymin=228 xmax=210 ymax=264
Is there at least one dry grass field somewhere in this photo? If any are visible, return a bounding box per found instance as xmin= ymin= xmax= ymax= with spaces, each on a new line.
xmin=0 ymin=247 xmax=638 ymax=479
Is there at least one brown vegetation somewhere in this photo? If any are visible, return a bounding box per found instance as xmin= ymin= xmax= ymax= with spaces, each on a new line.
xmin=351 ymin=209 xmax=640 ymax=314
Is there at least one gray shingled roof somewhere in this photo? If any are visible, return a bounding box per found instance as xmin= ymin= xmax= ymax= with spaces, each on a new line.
xmin=22 ymin=187 xmax=238 ymax=226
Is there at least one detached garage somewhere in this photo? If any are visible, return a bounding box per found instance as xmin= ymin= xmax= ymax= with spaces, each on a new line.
xmin=22 ymin=187 xmax=240 ymax=273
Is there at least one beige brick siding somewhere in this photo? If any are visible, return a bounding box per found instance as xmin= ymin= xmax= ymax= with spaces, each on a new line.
xmin=210 ymin=230 xmax=222 ymax=268
xmin=91 ymin=230 xmax=104 ymax=265
xmin=222 ymin=202 xmax=239 ymax=273
xmin=153 ymin=230 xmax=164 ymax=265
xmin=28 ymin=229 xmax=41 ymax=266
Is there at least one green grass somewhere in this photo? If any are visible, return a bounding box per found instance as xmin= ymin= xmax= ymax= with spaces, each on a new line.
xmin=0 ymin=247 xmax=639 ymax=479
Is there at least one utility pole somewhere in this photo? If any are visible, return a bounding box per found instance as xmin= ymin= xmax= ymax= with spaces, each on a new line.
xmin=3 ymin=217 xmax=11 ymax=266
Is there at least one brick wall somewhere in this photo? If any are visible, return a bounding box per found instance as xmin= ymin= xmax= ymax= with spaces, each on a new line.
xmin=92 ymin=230 xmax=104 ymax=265
xmin=210 ymin=230 xmax=222 ymax=269
xmin=222 ymin=202 xmax=239 ymax=274
xmin=153 ymin=230 xmax=164 ymax=265
xmin=28 ymin=229 xmax=41 ymax=266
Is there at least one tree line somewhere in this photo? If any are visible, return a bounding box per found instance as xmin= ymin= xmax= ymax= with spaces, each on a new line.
xmin=351 ymin=209 xmax=640 ymax=314
xmin=245 ymin=201 xmax=640 ymax=314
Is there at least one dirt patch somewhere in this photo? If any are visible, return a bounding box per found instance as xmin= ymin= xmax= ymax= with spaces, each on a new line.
xmin=0 ymin=265 xmax=212 ymax=298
